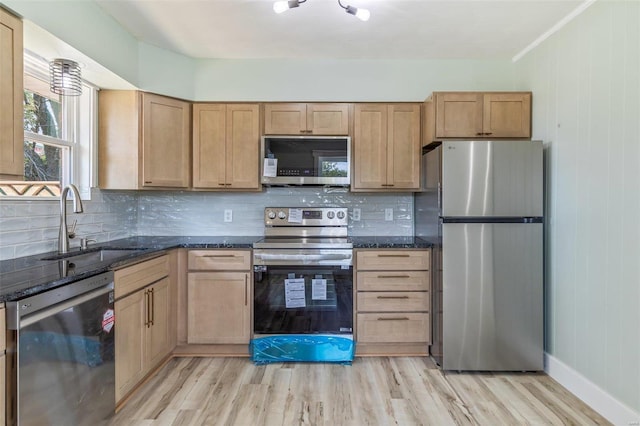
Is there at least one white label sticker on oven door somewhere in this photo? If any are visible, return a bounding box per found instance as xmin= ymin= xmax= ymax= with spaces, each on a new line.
xmin=288 ymin=208 xmax=302 ymax=223
xmin=284 ymin=278 xmax=306 ymax=308
xmin=263 ymin=158 xmax=278 ymax=177
xmin=311 ymin=279 xmax=327 ymax=300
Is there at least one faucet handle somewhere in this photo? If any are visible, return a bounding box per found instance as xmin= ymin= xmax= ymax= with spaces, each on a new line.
xmin=80 ymin=238 xmax=96 ymax=250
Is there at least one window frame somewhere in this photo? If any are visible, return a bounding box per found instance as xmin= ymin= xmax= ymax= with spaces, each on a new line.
xmin=0 ymin=50 xmax=98 ymax=201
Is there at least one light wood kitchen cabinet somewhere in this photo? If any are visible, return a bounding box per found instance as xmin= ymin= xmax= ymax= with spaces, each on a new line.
xmin=193 ymin=103 xmax=260 ymax=190
xmin=0 ymin=303 xmax=5 ymax=425
xmin=0 ymin=7 xmax=24 ymax=179
xmin=352 ymin=103 xmax=421 ymax=191
xmin=114 ymin=255 xmax=173 ymax=403
xmin=355 ymin=249 xmax=430 ymax=355
xmin=186 ymin=250 xmax=251 ymax=346
xmin=99 ymin=91 xmax=191 ymax=189
xmin=264 ymin=103 xmax=350 ymax=135
xmin=424 ymin=92 xmax=531 ymax=144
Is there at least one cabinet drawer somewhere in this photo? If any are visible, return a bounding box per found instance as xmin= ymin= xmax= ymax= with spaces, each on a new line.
xmin=114 ymin=255 xmax=169 ymax=299
xmin=356 ymin=250 xmax=429 ymax=271
xmin=357 ymin=270 xmax=429 ymax=291
xmin=357 ymin=291 xmax=428 ymax=312
xmin=188 ymin=250 xmax=251 ymax=271
xmin=357 ymin=313 xmax=429 ymax=343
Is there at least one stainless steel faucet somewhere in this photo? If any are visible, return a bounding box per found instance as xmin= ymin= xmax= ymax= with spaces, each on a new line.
xmin=58 ymin=184 xmax=84 ymax=253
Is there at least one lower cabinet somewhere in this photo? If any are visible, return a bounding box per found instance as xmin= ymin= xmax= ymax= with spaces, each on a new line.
xmin=355 ymin=249 xmax=431 ymax=356
xmin=1 ymin=304 xmax=5 ymax=425
xmin=187 ymin=272 xmax=250 ymax=344
xmin=114 ymin=255 xmax=173 ymax=403
xmin=186 ymin=250 xmax=252 ymax=348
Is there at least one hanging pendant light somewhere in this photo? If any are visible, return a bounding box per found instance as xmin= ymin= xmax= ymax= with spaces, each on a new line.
xmin=49 ymin=58 xmax=82 ymax=96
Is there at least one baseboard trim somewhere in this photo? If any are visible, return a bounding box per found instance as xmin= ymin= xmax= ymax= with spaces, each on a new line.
xmin=545 ymin=353 xmax=640 ymax=425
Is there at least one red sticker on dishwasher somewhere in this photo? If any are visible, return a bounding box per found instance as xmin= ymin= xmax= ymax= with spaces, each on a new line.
xmin=102 ymin=309 xmax=115 ymax=333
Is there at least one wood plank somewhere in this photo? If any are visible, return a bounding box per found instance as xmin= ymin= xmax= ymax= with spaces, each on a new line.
xmin=109 ymin=357 xmax=612 ymax=426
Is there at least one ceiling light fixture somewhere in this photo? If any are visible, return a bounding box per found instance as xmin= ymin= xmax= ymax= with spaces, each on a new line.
xmin=273 ymin=0 xmax=306 ymax=14
xmin=273 ymin=0 xmax=370 ymax=21
xmin=337 ymin=0 xmax=370 ymax=21
xmin=49 ymin=58 xmax=82 ymax=96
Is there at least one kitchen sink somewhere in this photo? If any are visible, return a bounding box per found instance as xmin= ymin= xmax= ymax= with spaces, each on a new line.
xmin=40 ymin=247 xmax=149 ymax=262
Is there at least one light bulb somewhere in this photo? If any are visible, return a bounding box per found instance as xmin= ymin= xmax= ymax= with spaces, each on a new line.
xmin=273 ymin=1 xmax=290 ymax=14
xmin=354 ymin=7 xmax=370 ymax=21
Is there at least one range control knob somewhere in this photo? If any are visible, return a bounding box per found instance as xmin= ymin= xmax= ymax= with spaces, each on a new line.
xmin=278 ymin=211 xmax=287 ymax=220
xmin=267 ymin=211 xmax=276 ymax=219
xmin=337 ymin=211 xmax=346 ymax=219
xmin=327 ymin=211 xmax=335 ymax=219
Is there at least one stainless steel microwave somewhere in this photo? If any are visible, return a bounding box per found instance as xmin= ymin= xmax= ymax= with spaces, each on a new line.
xmin=261 ymin=135 xmax=351 ymax=186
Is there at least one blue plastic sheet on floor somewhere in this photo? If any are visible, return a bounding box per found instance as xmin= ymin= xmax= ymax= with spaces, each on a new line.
xmin=20 ymin=331 xmax=103 ymax=367
xmin=250 ymin=335 xmax=355 ymax=365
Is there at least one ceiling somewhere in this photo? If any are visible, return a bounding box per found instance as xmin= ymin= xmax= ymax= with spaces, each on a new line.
xmin=94 ymin=0 xmax=585 ymax=61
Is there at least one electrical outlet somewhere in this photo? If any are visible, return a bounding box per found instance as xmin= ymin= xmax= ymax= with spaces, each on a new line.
xmin=224 ymin=209 xmax=233 ymax=222
xmin=385 ymin=208 xmax=393 ymax=221
xmin=352 ymin=208 xmax=361 ymax=221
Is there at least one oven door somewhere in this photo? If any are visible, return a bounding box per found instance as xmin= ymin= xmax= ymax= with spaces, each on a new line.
xmin=253 ymin=249 xmax=353 ymax=335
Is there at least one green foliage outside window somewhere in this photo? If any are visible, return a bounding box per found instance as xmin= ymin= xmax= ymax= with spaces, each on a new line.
xmin=23 ymin=90 xmax=62 ymax=182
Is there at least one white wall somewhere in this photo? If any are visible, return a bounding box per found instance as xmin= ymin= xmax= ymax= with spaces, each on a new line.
xmin=513 ymin=0 xmax=640 ymax=420
xmin=192 ymin=58 xmax=515 ymax=101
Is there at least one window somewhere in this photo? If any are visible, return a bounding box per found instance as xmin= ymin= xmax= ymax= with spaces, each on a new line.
xmin=0 ymin=51 xmax=97 ymax=199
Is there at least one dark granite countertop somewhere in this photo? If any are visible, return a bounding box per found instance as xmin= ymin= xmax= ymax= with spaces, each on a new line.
xmin=0 ymin=235 xmax=433 ymax=303
xmin=351 ymin=236 xmax=434 ymax=249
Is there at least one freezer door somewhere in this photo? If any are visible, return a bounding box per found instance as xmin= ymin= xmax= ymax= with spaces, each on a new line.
xmin=442 ymin=222 xmax=543 ymax=371
xmin=442 ymin=140 xmax=543 ymax=217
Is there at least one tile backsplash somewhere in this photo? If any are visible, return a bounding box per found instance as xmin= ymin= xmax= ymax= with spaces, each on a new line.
xmin=136 ymin=186 xmax=413 ymax=236
xmin=0 ymin=189 xmax=137 ymax=260
xmin=0 ymin=187 xmax=413 ymax=260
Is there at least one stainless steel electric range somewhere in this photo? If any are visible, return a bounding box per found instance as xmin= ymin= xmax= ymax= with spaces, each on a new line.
xmin=252 ymin=207 xmax=353 ymax=336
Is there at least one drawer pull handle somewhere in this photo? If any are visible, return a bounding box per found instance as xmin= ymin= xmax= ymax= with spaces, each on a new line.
xmin=377 ymin=317 xmax=409 ymax=321
xmin=377 ymin=275 xmax=410 ymax=279
xmin=201 ymin=254 xmax=236 ymax=258
xmin=377 ymin=296 xmax=409 ymax=299
xmin=377 ymin=254 xmax=410 ymax=258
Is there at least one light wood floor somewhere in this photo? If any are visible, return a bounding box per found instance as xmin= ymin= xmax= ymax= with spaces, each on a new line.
xmin=109 ymin=357 xmax=610 ymax=425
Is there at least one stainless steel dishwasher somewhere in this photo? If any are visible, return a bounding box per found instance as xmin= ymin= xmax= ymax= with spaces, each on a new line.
xmin=7 ymin=272 xmax=116 ymax=425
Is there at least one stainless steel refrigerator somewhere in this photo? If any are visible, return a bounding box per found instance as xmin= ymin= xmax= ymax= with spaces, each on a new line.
xmin=415 ymin=140 xmax=543 ymax=371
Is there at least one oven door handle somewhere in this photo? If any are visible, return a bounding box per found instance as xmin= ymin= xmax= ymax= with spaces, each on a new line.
xmin=254 ymin=253 xmax=352 ymax=262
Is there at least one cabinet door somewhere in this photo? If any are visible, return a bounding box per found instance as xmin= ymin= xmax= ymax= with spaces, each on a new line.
xmin=483 ymin=93 xmax=531 ymax=138
xmin=264 ymin=103 xmax=306 ymax=134
xmin=187 ymin=272 xmax=250 ymax=344
xmin=0 ymin=8 xmax=24 ymax=178
xmin=353 ymin=104 xmax=388 ymax=189
xmin=141 ymin=93 xmax=190 ymax=188
xmin=226 ymin=104 xmax=260 ymax=189
xmin=435 ymin=93 xmax=483 ymax=138
xmin=387 ymin=104 xmax=421 ymax=189
xmin=193 ymin=103 xmax=226 ymax=188
xmin=307 ymin=103 xmax=350 ymax=135
xmin=115 ymin=290 xmax=145 ymax=402
xmin=146 ymin=278 xmax=172 ymax=369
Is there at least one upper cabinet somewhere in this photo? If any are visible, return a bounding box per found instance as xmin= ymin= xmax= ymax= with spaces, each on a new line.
xmin=193 ymin=103 xmax=260 ymax=190
xmin=99 ymin=91 xmax=191 ymax=189
xmin=424 ymin=92 xmax=531 ymax=144
xmin=264 ymin=103 xmax=350 ymax=135
xmin=352 ymin=103 xmax=421 ymax=191
xmin=0 ymin=7 xmax=24 ymax=178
